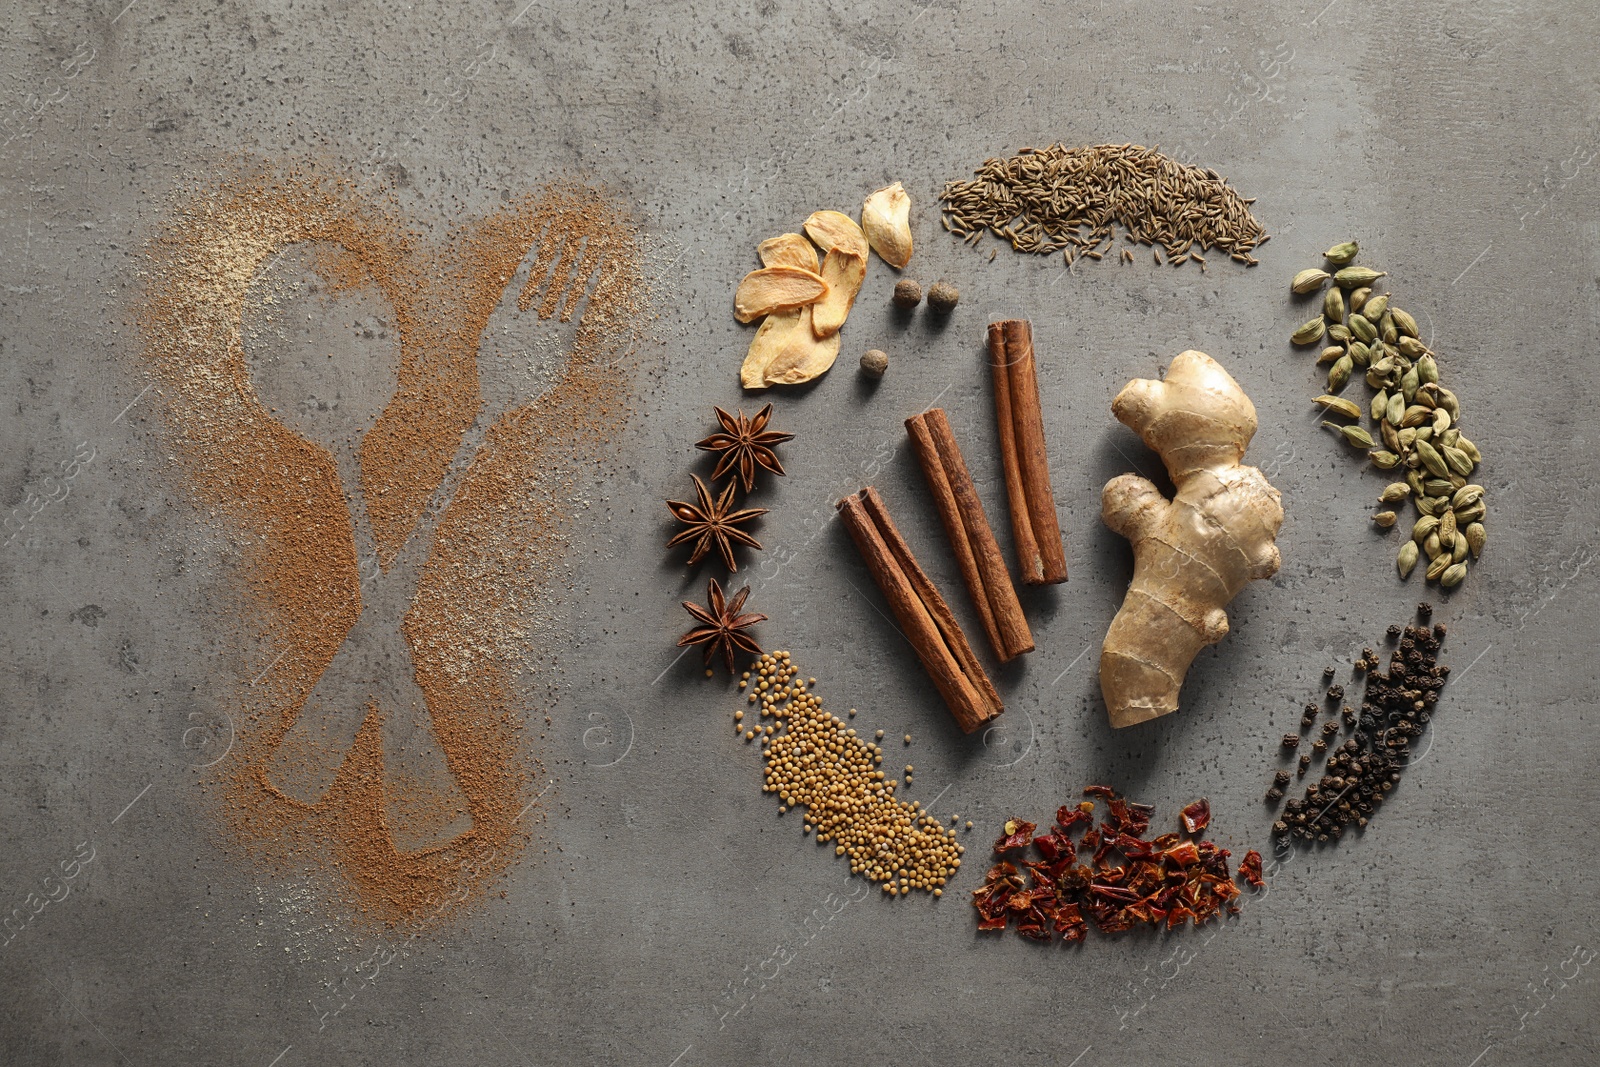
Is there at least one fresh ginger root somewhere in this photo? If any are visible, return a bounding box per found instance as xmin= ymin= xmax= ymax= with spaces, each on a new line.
xmin=1099 ymin=350 xmax=1284 ymax=728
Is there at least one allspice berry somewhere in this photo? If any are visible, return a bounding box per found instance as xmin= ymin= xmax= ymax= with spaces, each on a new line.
xmin=926 ymin=281 xmax=959 ymax=313
xmin=891 ymin=279 xmax=922 ymax=309
xmin=860 ymin=349 xmax=889 ymax=379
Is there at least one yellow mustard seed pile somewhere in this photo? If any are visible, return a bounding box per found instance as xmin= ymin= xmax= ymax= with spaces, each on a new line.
xmin=737 ymin=651 xmax=964 ymax=897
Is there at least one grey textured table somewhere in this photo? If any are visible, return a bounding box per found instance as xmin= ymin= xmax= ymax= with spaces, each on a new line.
xmin=3 ymin=2 xmax=1598 ymax=1064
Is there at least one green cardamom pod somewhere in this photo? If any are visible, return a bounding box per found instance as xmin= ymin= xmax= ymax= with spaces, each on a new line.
xmin=1406 ymin=470 xmax=1425 ymax=497
xmin=1348 ymin=341 xmax=1371 ymax=367
xmin=1319 ymin=345 xmax=1347 ymax=365
xmin=1385 ymin=392 xmax=1405 ymax=426
xmin=1362 ymin=293 xmax=1390 ymax=322
xmin=1335 ymin=266 xmax=1387 ymax=288
xmin=1426 ymin=478 xmax=1457 ymax=497
xmin=1327 ymin=353 xmax=1353 ymax=392
xmin=1432 ymin=409 xmax=1452 ymax=434
xmin=1371 ymin=389 xmax=1390 ymax=422
xmin=1417 ymin=494 xmax=1447 ymax=517
xmin=1292 ymin=317 xmax=1327 ymax=345
xmin=1416 ymin=439 xmax=1449 ymax=479
xmin=1381 ymin=419 xmax=1402 ymax=453
xmin=1455 ymin=433 xmax=1479 ymax=462
xmin=1373 ymin=510 xmax=1398 ymax=528
xmin=1293 ymin=268 xmax=1331 ymax=293
xmin=1349 ymin=287 xmax=1371 ymax=313
xmin=1425 ymin=533 xmax=1445 ymax=564
xmin=1323 ymin=420 xmax=1372 ymax=448
xmin=1449 ymin=471 xmax=1467 ymax=490
xmin=1412 ymin=514 xmax=1440 ymax=543
xmin=1323 ymin=286 xmax=1346 ymax=321
xmin=1380 ymin=482 xmax=1411 ymax=504
xmin=1396 ymin=336 xmax=1427 ymax=359
xmin=1452 ymin=484 xmax=1485 ymax=507
xmin=1328 ymin=323 xmax=1352 ymax=342
xmin=1398 ymin=427 xmax=1418 ymax=449
xmin=1441 ymin=444 xmax=1474 ymax=476
xmin=1415 ymin=425 xmax=1435 ymax=442
xmin=1369 ymin=449 xmax=1400 ymax=470
xmin=1452 ymin=536 xmax=1469 ymax=563
xmin=1438 ymin=508 xmax=1458 ymax=548
xmin=1381 ymin=317 xmax=1398 ymax=345
xmin=1390 ymin=307 xmax=1419 ymax=338
xmin=1314 ymin=395 xmax=1363 ymax=419
xmin=1324 ymin=241 xmax=1360 ymax=265
xmin=1401 ymin=404 xmax=1433 ymax=428
xmin=1441 ymin=561 xmax=1468 ymax=588
xmin=1465 ymin=522 xmax=1486 ymax=559
xmin=1417 ymin=354 xmax=1438 ymax=385
xmin=1454 ymin=499 xmax=1486 ymax=524
xmin=1440 ymin=428 xmax=1461 ymax=448
xmin=1401 ymin=366 xmax=1420 ymax=404
xmin=1348 ymin=313 xmax=1378 ymax=343
xmin=1398 ymin=539 xmax=1419 ymax=578
xmin=1438 ymin=388 xmax=1461 ymax=419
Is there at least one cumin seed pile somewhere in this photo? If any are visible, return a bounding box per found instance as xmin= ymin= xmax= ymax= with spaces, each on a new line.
xmin=940 ymin=142 xmax=1268 ymax=269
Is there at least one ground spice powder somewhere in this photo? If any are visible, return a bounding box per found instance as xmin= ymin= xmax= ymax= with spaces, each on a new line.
xmin=138 ymin=163 xmax=650 ymax=927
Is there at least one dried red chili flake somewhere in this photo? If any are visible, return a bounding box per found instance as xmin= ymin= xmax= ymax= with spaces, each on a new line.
xmin=1238 ymin=849 xmax=1265 ymax=889
xmin=992 ymin=818 xmax=1036 ymax=854
xmin=1180 ymin=798 xmax=1211 ymax=834
xmin=1032 ymin=828 xmax=1077 ymax=865
xmin=973 ymin=861 xmax=1024 ymax=931
xmin=1054 ymin=805 xmax=1093 ymax=832
xmin=1163 ymin=839 xmax=1200 ymax=867
xmin=970 ymin=785 xmax=1247 ymax=944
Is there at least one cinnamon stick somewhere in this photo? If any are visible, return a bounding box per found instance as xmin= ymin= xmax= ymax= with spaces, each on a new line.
xmin=987 ymin=318 xmax=1067 ymax=584
xmin=836 ymin=487 xmax=1002 ymax=733
xmin=904 ymin=408 xmax=1034 ymax=662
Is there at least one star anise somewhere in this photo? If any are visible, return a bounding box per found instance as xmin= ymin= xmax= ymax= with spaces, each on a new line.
xmin=666 ymin=474 xmax=767 ymax=570
xmin=695 ymin=404 xmax=795 ymax=492
xmin=678 ymin=577 xmax=768 ymax=674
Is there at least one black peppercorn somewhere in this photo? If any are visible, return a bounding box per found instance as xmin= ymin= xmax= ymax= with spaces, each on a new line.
xmin=1417 ymin=601 xmax=1432 ymax=619
xmin=1265 ymin=787 xmax=1284 ymax=802
xmin=1282 ymin=734 xmax=1300 ymax=750
xmin=1321 ymin=721 xmax=1340 ymax=737
xmin=1323 ymin=665 xmax=1336 ymax=678
xmin=1297 ymin=753 xmax=1311 ymax=776
xmin=1386 ymin=624 xmax=1402 ymax=641
xmin=1312 ymin=739 xmax=1328 ymax=754
xmin=1272 ymin=820 xmax=1289 ymax=835
xmin=1327 ymin=685 xmax=1345 ymax=701
xmin=1274 ymin=770 xmax=1291 ymax=786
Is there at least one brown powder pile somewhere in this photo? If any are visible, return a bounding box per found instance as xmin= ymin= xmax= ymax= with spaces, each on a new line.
xmin=138 ymin=162 xmax=650 ymax=927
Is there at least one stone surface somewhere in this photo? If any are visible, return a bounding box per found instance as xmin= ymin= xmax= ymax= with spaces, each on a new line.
xmin=2 ymin=1 xmax=1599 ymax=1064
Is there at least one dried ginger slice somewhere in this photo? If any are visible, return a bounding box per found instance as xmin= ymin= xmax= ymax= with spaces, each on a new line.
xmin=764 ymin=305 xmax=841 ymax=385
xmin=803 ymin=210 xmax=869 ymax=261
xmin=861 ymin=182 xmax=912 ymax=269
xmin=741 ymin=306 xmax=804 ymax=389
xmin=758 ymin=232 xmax=820 ymax=273
xmin=734 ymin=265 xmax=828 ymax=323
xmin=740 ymin=305 xmax=840 ymax=388
xmin=810 ymin=248 xmax=865 ymax=339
